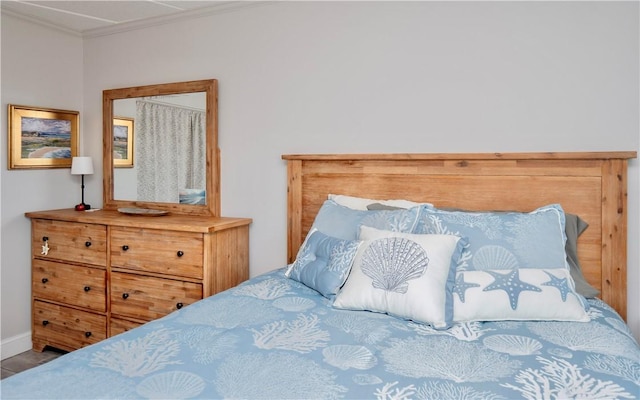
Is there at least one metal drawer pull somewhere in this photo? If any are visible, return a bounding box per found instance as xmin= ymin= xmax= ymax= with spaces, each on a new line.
xmin=122 ymin=245 xmax=129 ymax=251
xmin=85 ymin=241 xmax=92 ymax=247
xmin=177 ymin=251 xmax=184 ymax=257
xmin=41 ymin=278 xmax=48 ymax=284
xmin=85 ymin=332 xmax=92 ymax=338
xmin=176 ymin=302 xmax=184 ymax=309
xmin=84 ymin=286 xmax=91 ymax=292
xmin=122 ymin=293 xmax=129 ymax=299
xmin=42 ymin=320 xmax=49 ymax=326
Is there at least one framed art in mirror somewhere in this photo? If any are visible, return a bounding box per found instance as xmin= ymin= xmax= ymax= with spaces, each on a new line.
xmin=103 ymin=79 xmax=219 ymax=217
xmin=113 ymin=117 xmax=134 ymax=168
xmin=7 ymin=104 xmax=79 ymax=169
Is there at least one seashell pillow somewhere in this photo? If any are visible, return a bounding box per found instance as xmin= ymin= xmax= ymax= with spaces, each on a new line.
xmin=414 ymin=204 xmax=570 ymax=272
xmin=285 ymin=229 xmax=361 ymax=299
xmin=452 ymin=268 xmax=590 ymax=322
xmin=368 ymin=202 xmax=599 ymax=299
xmin=333 ymin=226 xmax=467 ymax=329
xmin=310 ymin=199 xmax=422 ymax=241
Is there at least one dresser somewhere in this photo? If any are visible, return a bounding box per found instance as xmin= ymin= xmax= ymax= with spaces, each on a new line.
xmin=26 ymin=208 xmax=251 ymax=352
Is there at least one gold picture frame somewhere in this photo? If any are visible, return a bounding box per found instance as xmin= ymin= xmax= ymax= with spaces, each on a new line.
xmin=113 ymin=117 xmax=134 ymax=168
xmin=8 ymin=104 xmax=79 ymax=169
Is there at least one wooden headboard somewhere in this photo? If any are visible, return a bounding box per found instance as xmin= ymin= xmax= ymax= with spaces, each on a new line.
xmin=283 ymin=152 xmax=636 ymax=320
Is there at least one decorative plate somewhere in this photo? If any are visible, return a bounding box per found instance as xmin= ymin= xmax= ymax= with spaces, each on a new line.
xmin=117 ymin=207 xmax=169 ymax=216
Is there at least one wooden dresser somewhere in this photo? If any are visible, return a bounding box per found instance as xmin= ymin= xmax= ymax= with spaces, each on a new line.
xmin=26 ymin=208 xmax=251 ymax=352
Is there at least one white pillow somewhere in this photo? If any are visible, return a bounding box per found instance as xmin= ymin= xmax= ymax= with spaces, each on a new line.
xmin=453 ymin=268 xmax=589 ymax=322
xmin=328 ymin=194 xmax=422 ymax=211
xmin=333 ymin=226 xmax=466 ymax=329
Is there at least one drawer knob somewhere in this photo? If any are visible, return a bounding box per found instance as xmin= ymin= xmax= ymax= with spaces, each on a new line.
xmin=84 ymin=286 xmax=91 ymax=292
xmin=41 ymin=278 xmax=48 ymax=284
xmin=85 ymin=241 xmax=92 ymax=247
xmin=42 ymin=320 xmax=49 ymax=326
xmin=41 ymin=238 xmax=50 ymax=256
xmin=177 ymin=251 xmax=184 ymax=257
xmin=122 ymin=293 xmax=129 ymax=299
xmin=122 ymin=245 xmax=129 ymax=251
xmin=176 ymin=302 xmax=184 ymax=309
xmin=85 ymin=332 xmax=92 ymax=338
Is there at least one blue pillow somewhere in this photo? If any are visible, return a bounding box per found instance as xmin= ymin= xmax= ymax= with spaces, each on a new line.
xmin=414 ymin=204 xmax=569 ymax=271
xmin=311 ymin=199 xmax=421 ymax=241
xmin=285 ymin=229 xmax=360 ymax=298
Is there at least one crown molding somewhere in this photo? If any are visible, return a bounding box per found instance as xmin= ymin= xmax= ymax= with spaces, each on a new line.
xmin=1 ymin=1 xmax=274 ymax=39
xmin=0 ymin=7 xmax=82 ymax=38
xmin=83 ymin=1 xmax=273 ymax=39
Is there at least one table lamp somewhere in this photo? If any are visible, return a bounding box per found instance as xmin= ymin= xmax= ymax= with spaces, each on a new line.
xmin=71 ymin=156 xmax=94 ymax=211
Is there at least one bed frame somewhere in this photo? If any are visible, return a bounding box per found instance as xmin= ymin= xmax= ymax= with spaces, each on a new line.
xmin=283 ymin=152 xmax=636 ymax=320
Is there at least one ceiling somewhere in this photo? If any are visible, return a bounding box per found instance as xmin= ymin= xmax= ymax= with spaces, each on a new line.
xmin=0 ymin=0 xmax=252 ymax=36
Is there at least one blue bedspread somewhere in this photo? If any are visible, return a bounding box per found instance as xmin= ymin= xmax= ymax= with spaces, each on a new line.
xmin=2 ymin=269 xmax=639 ymax=399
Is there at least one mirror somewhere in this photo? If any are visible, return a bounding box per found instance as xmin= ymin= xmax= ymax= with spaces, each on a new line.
xmin=103 ymin=80 xmax=219 ymax=216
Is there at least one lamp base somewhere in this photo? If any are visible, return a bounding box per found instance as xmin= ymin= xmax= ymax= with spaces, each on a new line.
xmin=75 ymin=203 xmax=91 ymax=211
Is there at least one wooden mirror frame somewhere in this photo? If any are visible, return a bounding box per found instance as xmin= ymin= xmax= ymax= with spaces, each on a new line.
xmin=102 ymin=79 xmax=219 ymax=216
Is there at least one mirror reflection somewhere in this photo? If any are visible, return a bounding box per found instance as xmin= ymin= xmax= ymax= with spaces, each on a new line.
xmin=103 ymin=79 xmax=219 ymax=217
xmin=113 ymin=93 xmax=207 ymax=204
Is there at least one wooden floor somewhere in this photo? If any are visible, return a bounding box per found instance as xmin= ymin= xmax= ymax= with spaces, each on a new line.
xmin=1 ymin=348 xmax=66 ymax=379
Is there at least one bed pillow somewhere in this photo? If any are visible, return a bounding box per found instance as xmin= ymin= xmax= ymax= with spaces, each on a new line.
xmin=310 ymin=199 xmax=421 ymax=241
xmin=371 ymin=203 xmax=598 ymax=298
xmin=333 ymin=226 xmax=466 ymax=329
xmin=453 ymin=268 xmax=589 ymax=322
xmin=414 ymin=204 xmax=569 ymax=271
xmin=285 ymin=229 xmax=360 ymax=298
xmin=436 ymin=206 xmax=597 ymax=299
xmin=329 ymin=194 xmax=426 ymax=210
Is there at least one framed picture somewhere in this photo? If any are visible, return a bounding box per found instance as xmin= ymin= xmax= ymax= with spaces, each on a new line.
xmin=8 ymin=104 xmax=79 ymax=169
xmin=113 ymin=117 xmax=134 ymax=168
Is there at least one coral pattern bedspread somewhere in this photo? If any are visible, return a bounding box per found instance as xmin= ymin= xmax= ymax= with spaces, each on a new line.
xmin=3 ymin=269 xmax=639 ymax=399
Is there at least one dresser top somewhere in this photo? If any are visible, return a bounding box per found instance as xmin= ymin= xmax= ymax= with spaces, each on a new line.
xmin=26 ymin=208 xmax=252 ymax=233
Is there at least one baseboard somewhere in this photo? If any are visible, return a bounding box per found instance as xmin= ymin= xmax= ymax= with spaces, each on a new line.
xmin=1 ymin=332 xmax=31 ymax=360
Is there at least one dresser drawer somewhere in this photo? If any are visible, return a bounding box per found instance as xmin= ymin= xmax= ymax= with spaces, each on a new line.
xmin=32 ymin=219 xmax=107 ymax=267
xmin=110 ymin=318 xmax=144 ymax=337
xmin=33 ymin=300 xmax=106 ymax=351
xmin=111 ymin=272 xmax=202 ymax=321
xmin=111 ymin=227 xmax=203 ymax=279
xmin=33 ymin=259 xmax=106 ymax=312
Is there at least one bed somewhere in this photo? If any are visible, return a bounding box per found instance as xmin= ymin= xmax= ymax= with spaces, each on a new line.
xmin=3 ymin=152 xmax=639 ymax=399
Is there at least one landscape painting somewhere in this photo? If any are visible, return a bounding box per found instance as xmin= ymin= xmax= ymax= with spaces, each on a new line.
xmin=8 ymin=105 xmax=79 ymax=169
xmin=113 ymin=117 xmax=134 ymax=168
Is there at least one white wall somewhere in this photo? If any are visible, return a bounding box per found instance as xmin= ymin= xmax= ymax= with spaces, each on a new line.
xmin=1 ymin=14 xmax=85 ymax=358
xmin=2 ymin=1 xmax=638 ymax=357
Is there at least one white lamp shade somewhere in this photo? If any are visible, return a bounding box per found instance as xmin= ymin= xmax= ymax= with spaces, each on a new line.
xmin=71 ymin=156 xmax=94 ymax=175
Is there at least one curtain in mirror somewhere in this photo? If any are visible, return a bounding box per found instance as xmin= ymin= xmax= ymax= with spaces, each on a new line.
xmin=136 ymin=100 xmax=206 ymax=203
